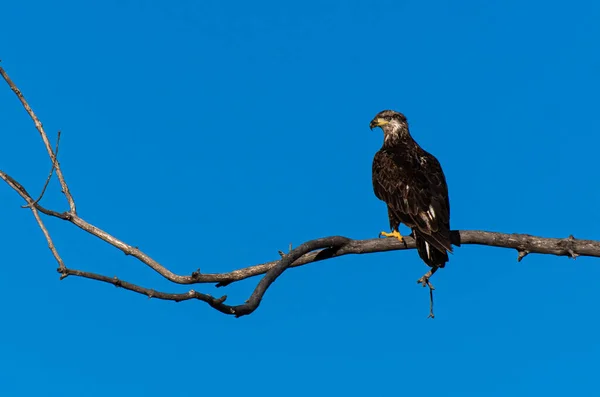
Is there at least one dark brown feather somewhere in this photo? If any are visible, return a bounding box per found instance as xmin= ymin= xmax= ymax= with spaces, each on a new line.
xmin=372 ymin=127 xmax=451 ymax=268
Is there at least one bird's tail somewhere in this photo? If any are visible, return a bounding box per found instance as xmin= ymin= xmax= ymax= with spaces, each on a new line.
xmin=413 ymin=230 xmax=449 ymax=268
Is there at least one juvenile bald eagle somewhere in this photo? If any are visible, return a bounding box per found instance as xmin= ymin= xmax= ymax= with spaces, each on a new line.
xmin=370 ymin=110 xmax=452 ymax=269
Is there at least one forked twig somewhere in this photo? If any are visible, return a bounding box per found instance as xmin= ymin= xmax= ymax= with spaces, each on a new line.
xmin=22 ymin=130 xmax=61 ymax=208
xmin=0 ymin=65 xmax=76 ymax=213
xmin=0 ymin=170 xmax=66 ymax=270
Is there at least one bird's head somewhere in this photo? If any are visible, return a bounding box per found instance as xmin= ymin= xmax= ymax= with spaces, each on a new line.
xmin=369 ymin=110 xmax=409 ymax=142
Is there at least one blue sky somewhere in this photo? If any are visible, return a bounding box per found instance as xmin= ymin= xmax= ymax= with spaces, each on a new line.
xmin=1 ymin=0 xmax=600 ymax=395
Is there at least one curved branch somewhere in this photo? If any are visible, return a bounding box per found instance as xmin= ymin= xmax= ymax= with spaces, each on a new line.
xmin=60 ymin=237 xmax=351 ymax=317
xmin=56 ymin=229 xmax=596 ymax=317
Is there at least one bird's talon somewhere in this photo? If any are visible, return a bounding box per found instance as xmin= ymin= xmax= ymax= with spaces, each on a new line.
xmin=379 ymin=230 xmax=404 ymax=243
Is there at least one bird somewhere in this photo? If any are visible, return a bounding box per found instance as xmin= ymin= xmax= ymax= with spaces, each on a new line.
xmin=369 ymin=109 xmax=452 ymax=270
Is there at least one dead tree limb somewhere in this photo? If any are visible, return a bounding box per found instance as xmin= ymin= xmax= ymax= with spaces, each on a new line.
xmin=1 ymin=64 xmax=598 ymax=318
xmin=0 ymin=65 xmax=76 ymax=213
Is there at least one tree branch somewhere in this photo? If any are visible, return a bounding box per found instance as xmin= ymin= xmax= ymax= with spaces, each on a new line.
xmin=2 ymin=63 xmax=599 ymax=318
xmin=22 ymin=130 xmax=61 ymax=208
xmin=50 ymin=229 xmax=599 ymax=317
xmin=0 ymin=64 xmax=76 ymax=213
xmin=0 ymin=170 xmax=66 ymax=271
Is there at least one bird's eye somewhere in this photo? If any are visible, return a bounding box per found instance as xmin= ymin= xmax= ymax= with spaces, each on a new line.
xmin=384 ymin=116 xmax=391 ymax=121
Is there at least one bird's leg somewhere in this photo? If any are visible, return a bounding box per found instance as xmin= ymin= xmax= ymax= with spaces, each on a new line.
xmin=378 ymin=229 xmax=404 ymax=243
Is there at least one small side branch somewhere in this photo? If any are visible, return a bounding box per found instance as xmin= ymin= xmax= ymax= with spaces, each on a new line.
xmin=59 ymin=267 xmax=228 ymax=305
xmin=0 ymin=170 xmax=66 ymax=270
xmin=517 ymin=250 xmax=530 ymax=262
xmin=0 ymin=65 xmax=76 ymax=213
xmin=23 ymin=130 xmax=61 ymax=208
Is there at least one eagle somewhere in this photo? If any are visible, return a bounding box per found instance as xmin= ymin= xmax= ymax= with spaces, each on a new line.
xmin=369 ymin=109 xmax=452 ymax=269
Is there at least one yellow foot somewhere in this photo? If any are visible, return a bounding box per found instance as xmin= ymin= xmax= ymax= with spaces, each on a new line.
xmin=378 ymin=229 xmax=404 ymax=243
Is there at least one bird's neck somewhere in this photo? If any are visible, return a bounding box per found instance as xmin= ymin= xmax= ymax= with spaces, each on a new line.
xmin=383 ymin=127 xmax=413 ymax=147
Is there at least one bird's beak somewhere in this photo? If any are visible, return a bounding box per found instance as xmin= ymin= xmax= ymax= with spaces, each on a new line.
xmin=370 ymin=118 xmax=389 ymax=130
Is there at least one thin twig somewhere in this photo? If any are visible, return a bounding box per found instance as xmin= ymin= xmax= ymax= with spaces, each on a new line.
xmin=0 ymin=170 xmax=65 ymax=270
xmin=0 ymin=65 xmax=76 ymax=213
xmin=23 ymin=130 xmax=61 ymax=208
xmin=59 ymin=267 xmax=228 ymax=305
xmin=428 ymin=283 xmax=435 ymax=319
xmin=0 ymin=170 xmax=67 ymax=219
xmin=417 ymin=267 xmax=438 ymax=318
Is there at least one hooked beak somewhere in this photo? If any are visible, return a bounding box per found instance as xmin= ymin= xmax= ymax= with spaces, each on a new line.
xmin=369 ymin=118 xmax=389 ymax=130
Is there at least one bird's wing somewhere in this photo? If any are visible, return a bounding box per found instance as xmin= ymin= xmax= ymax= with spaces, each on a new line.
xmin=372 ymin=149 xmax=413 ymax=215
xmin=372 ymin=148 xmax=452 ymax=253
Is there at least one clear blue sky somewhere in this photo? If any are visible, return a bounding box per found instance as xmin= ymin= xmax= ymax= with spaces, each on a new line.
xmin=1 ymin=0 xmax=599 ymax=395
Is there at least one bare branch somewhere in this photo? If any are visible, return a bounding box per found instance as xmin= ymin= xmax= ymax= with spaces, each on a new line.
xmin=60 ymin=236 xmax=351 ymax=317
xmin=22 ymin=130 xmax=61 ymax=208
xmin=59 ymin=268 xmax=228 ymax=306
xmin=0 ymin=170 xmax=66 ymax=270
xmin=0 ymin=170 xmax=67 ymax=219
xmin=4 ymin=63 xmax=600 ymax=318
xmin=4 ymin=164 xmax=600 ymax=317
xmin=47 ymin=224 xmax=600 ymax=317
xmin=212 ymin=231 xmax=600 ymax=287
xmin=0 ymin=65 xmax=76 ymax=213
